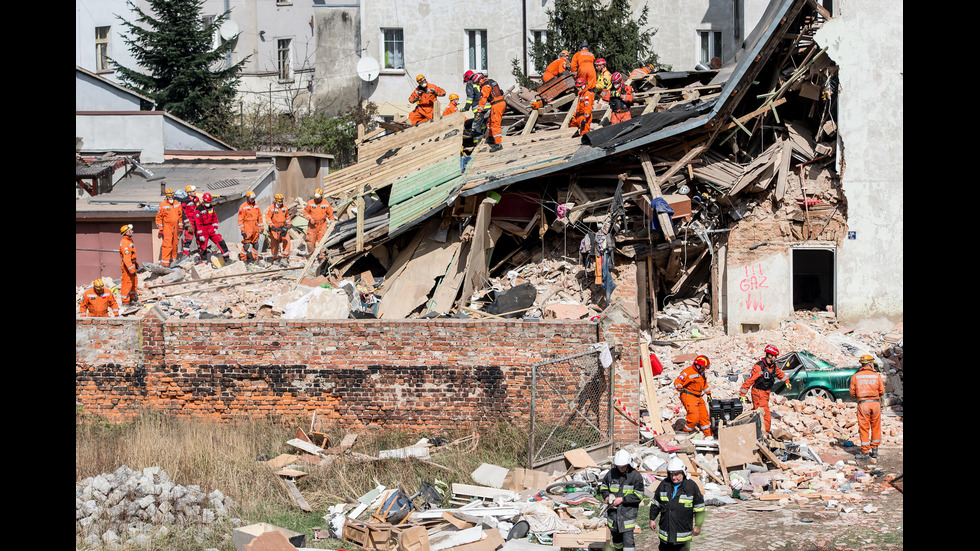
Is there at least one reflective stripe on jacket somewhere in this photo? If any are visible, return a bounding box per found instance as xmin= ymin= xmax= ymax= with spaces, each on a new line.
xmin=649 ymin=477 xmax=705 ymax=543
xmin=599 ymin=466 xmax=644 ymax=532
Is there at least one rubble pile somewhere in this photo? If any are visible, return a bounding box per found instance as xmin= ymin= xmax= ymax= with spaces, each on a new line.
xmin=75 ymin=465 xmax=238 ymax=549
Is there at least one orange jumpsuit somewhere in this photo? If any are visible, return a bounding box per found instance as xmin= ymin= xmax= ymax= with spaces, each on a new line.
xmin=674 ymin=364 xmax=713 ymax=436
xmin=119 ymin=235 xmax=139 ymax=305
xmin=79 ymin=286 xmax=119 ymax=317
xmin=602 ymin=84 xmax=634 ymax=124
xmin=266 ymin=203 xmax=291 ymax=260
xmin=155 ymin=198 xmax=182 ymax=267
xmin=569 ymin=88 xmax=595 ymax=135
xmin=408 ymin=84 xmax=447 ymax=125
xmin=570 ymin=48 xmax=597 ymax=90
xmin=478 ymin=79 xmax=506 ymax=146
xmin=630 ymin=66 xmax=653 ymax=80
xmin=849 ymin=365 xmax=885 ymax=454
xmin=543 ymin=56 xmax=569 ymax=82
xmin=442 ymin=101 xmax=459 ymax=116
xmin=739 ymin=358 xmax=789 ymax=433
xmin=303 ymin=198 xmax=334 ymax=252
xmin=238 ymin=200 xmax=264 ymax=261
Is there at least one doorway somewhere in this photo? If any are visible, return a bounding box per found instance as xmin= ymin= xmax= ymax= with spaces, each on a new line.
xmin=792 ymin=248 xmax=835 ymax=311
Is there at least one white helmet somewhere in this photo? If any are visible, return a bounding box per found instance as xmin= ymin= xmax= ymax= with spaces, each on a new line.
xmin=613 ymin=450 xmax=631 ymax=467
xmin=666 ymin=457 xmax=686 ymax=474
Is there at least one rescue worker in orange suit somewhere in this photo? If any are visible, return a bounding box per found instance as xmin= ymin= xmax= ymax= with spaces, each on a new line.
xmin=408 ymin=74 xmax=446 ymax=125
xmin=154 ymin=188 xmax=183 ymax=267
xmin=193 ymin=193 xmax=233 ymax=264
xmin=237 ymin=190 xmax=264 ymax=263
xmin=739 ymin=345 xmax=792 ymax=435
xmin=674 ymin=355 xmax=714 ymax=437
xmin=601 ymin=72 xmax=634 ymax=125
xmin=568 ymin=77 xmax=595 ymax=136
xmin=570 ymin=44 xmax=597 ymax=90
xmin=179 ymin=185 xmax=201 ymax=259
xmin=629 ymin=63 xmax=656 ymax=81
xmin=475 ymin=74 xmax=506 ymax=152
xmin=266 ymin=193 xmax=292 ymax=266
xmin=79 ymin=279 xmax=119 ymax=317
xmin=303 ymin=188 xmax=334 ymax=255
xmin=594 ymin=58 xmax=612 ymax=94
xmin=849 ymin=354 xmax=885 ymax=460
xmin=443 ymin=93 xmax=460 ymax=116
xmin=119 ymin=224 xmax=140 ymax=306
xmin=543 ymin=50 xmax=570 ymax=82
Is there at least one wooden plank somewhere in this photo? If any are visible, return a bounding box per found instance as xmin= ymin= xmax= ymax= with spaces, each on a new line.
xmin=551 ymin=529 xmax=608 ymax=549
xmin=638 ymin=152 xmax=675 ymax=241
xmin=774 ymin=134 xmax=792 ymax=202
xmin=451 ymin=483 xmax=515 ymax=500
xmin=282 ymin=478 xmax=313 ymax=512
xmin=638 ymin=339 xmax=665 ymax=435
xmin=669 ymin=246 xmax=710 ymax=295
xmin=521 ymin=109 xmax=540 ymax=136
xmin=563 ymin=448 xmax=599 ymax=469
xmin=356 ymin=189 xmax=366 ymax=253
xmin=756 ymin=440 xmax=788 ymax=471
xmin=561 ymin=95 xmax=579 ymax=129
xmin=286 ymin=438 xmax=325 ymax=456
xmin=456 ymin=198 xmax=495 ymax=311
xmin=640 ymin=93 xmax=661 ymax=115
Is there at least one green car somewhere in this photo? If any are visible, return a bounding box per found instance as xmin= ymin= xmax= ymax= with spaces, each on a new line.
xmin=763 ymin=351 xmax=860 ymax=401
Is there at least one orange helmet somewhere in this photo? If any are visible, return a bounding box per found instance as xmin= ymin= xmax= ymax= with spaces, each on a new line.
xmin=449 ymin=93 xmax=459 ymax=101
xmin=693 ymin=355 xmax=710 ymax=369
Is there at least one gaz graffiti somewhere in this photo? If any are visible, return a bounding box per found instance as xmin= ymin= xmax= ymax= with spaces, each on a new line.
xmin=739 ymin=263 xmax=768 ymax=311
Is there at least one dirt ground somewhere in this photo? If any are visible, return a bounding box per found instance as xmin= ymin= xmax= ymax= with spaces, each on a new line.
xmin=634 ymin=447 xmax=903 ymax=551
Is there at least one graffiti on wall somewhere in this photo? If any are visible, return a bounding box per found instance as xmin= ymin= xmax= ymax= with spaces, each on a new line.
xmin=739 ymin=263 xmax=768 ymax=311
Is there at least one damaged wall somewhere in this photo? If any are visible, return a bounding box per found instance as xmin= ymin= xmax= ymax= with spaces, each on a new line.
xmin=76 ymin=317 xmax=640 ymax=447
xmin=814 ymin=1 xmax=903 ymax=330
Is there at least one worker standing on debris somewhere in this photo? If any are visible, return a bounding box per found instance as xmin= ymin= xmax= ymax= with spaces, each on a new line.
xmin=266 ymin=193 xmax=292 ymax=266
xmin=594 ymin=58 xmax=612 ymax=94
xmin=238 ymin=191 xmax=264 ymax=263
xmin=119 ymin=224 xmax=140 ymax=306
xmin=849 ymin=354 xmax=885 ymax=460
xmin=739 ymin=344 xmax=792 ymax=436
xmin=602 ymin=73 xmax=634 ymax=125
xmin=303 ymin=188 xmax=334 ymax=256
xmin=600 ymin=450 xmax=644 ymax=551
xmin=79 ymin=279 xmax=119 ymax=317
xmin=408 ymin=74 xmax=446 ymax=125
xmin=463 ymin=71 xmax=482 ymax=112
xmin=193 ymin=193 xmax=234 ymax=265
xmin=443 ymin=93 xmax=460 ymax=116
xmin=475 ymin=73 xmax=506 ymax=152
xmin=570 ymin=43 xmax=597 ymax=90
xmin=155 ymin=188 xmax=183 ymax=268
xmin=674 ymin=355 xmax=714 ymax=437
xmin=649 ymin=457 xmax=706 ymax=550
xmin=179 ymin=185 xmax=201 ymax=259
xmin=543 ymin=50 xmax=570 ymax=82
xmin=569 ymin=77 xmax=595 ymax=135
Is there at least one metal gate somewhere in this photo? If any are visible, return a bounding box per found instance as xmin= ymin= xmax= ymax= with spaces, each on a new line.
xmin=529 ymin=347 xmax=614 ymax=470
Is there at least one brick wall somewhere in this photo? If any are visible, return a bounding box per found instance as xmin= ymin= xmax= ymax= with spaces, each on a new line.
xmin=76 ymin=316 xmax=641 ymax=448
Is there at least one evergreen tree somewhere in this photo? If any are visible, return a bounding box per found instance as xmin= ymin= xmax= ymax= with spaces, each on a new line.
xmin=111 ymin=0 xmax=249 ymax=135
xmin=520 ymin=0 xmax=666 ymax=84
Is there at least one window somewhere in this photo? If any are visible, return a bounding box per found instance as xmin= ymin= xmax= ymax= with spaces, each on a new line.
xmin=466 ymin=30 xmax=488 ymax=73
xmin=95 ymin=26 xmax=110 ymax=73
xmin=698 ymin=30 xmax=722 ymax=66
xmin=531 ymin=30 xmax=547 ymax=74
xmin=202 ymin=15 xmax=219 ymax=50
xmin=278 ymin=38 xmax=293 ymax=81
xmin=383 ymin=28 xmax=404 ymax=70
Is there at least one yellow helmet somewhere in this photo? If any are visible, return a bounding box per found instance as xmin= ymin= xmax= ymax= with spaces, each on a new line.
xmin=560 ymin=50 xmax=570 ymax=58
xmin=416 ymin=74 xmax=426 ymax=83
xmin=120 ymin=224 xmax=133 ymax=234
xmin=185 ymin=185 xmax=196 ymax=193
xmin=274 ymin=193 xmax=284 ymax=202
xmin=93 ymin=279 xmax=105 ymax=291
xmin=165 ymin=188 xmax=175 ymax=196
xmin=859 ymin=354 xmax=874 ymax=364
xmin=449 ymin=93 xmax=459 ymax=101
xmin=245 ymin=190 xmax=256 ymax=199
xmin=314 ymin=188 xmax=323 ymax=198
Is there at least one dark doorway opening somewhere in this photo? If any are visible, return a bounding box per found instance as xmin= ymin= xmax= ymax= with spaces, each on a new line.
xmin=793 ymin=248 xmax=834 ymax=311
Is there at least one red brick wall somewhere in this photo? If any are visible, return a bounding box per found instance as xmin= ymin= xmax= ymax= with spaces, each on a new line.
xmin=76 ymin=317 xmax=641 ymax=447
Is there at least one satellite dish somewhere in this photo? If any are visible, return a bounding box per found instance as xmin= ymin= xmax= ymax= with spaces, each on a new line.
xmin=219 ymin=20 xmax=240 ymax=41
xmin=357 ymin=56 xmax=381 ymax=82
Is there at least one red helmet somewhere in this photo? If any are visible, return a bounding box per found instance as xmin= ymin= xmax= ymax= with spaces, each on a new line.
xmin=764 ymin=345 xmax=779 ymax=357
xmin=575 ymin=77 xmax=587 ymax=87
xmin=596 ymin=58 xmax=606 ymax=66
xmin=202 ymin=193 xmax=213 ymax=203
xmin=611 ymin=72 xmax=623 ymax=85
xmin=693 ymin=355 xmax=710 ymax=369
xmin=464 ymin=70 xmax=474 ymax=82
xmin=474 ymin=73 xmax=487 ymax=85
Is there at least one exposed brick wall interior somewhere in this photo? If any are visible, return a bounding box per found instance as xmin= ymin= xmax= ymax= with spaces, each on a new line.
xmin=77 ymin=316 xmax=641 ymax=447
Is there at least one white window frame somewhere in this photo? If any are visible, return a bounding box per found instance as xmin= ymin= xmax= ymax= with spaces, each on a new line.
xmin=465 ymin=29 xmax=488 ymax=74
xmin=697 ymin=30 xmax=723 ymax=66
xmin=202 ymin=15 xmax=220 ymax=51
xmin=381 ymin=28 xmax=405 ymax=72
xmin=277 ymin=37 xmax=294 ymax=82
xmin=530 ymin=30 xmax=547 ymax=75
xmin=95 ymin=26 xmax=111 ymax=73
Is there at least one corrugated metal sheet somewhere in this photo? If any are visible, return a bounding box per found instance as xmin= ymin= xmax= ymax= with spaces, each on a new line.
xmin=388 ymin=155 xmax=463 ymax=234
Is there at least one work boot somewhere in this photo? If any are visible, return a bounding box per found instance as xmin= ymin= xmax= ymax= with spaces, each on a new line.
xmin=870 ymin=448 xmax=879 ymax=458
xmin=854 ymin=452 xmax=869 ymax=461
xmin=489 ymin=143 xmax=503 ymax=152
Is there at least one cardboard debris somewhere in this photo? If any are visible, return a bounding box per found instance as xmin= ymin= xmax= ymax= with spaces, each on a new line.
xmin=234 ymin=522 xmax=305 ymax=551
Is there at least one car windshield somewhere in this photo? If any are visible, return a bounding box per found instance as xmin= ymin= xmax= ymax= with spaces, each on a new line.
xmin=799 ymin=351 xmax=835 ymax=370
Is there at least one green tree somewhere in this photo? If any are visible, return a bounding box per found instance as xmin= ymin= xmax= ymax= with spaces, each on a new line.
xmin=516 ymin=0 xmax=667 ymax=85
xmin=111 ymin=0 xmax=249 ymax=136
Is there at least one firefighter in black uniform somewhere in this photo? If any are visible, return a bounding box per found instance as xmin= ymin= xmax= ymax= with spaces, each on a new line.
xmin=649 ymin=457 xmax=706 ymax=550
xmin=600 ymin=450 xmax=645 ymax=551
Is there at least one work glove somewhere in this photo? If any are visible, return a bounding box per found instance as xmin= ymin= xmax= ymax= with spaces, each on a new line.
xmin=157 ymin=230 xmax=163 ymax=238
xmin=785 ymin=380 xmax=792 ymax=390
xmin=241 ymin=232 xmax=248 ymax=239
xmin=739 ymin=395 xmax=747 ymax=404
xmin=705 ymin=392 xmax=712 ymax=403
